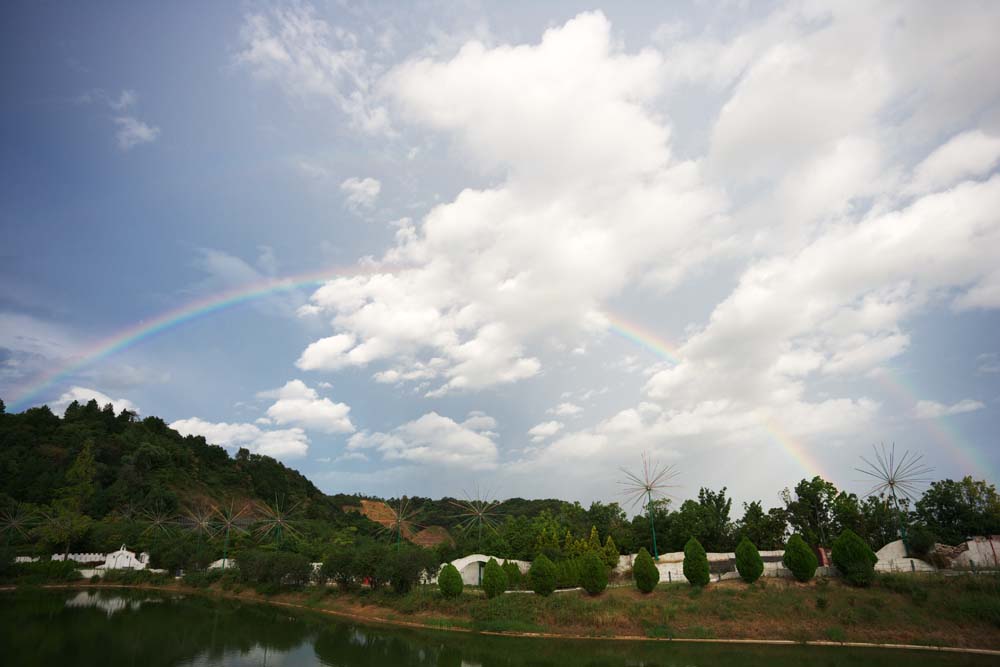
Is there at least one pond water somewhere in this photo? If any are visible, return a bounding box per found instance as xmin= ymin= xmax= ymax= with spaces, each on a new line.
xmin=0 ymin=589 xmax=994 ymax=667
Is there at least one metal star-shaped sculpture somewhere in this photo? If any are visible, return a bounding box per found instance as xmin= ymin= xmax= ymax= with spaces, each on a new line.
xmin=449 ymin=486 xmax=501 ymax=545
xmin=140 ymin=506 xmax=177 ymax=537
xmin=254 ymin=496 xmax=303 ymax=546
xmin=0 ymin=504 xmax=35 ymax=542
xmin=856 ymin=442 xmax=933 ymax=501
xmin=381 ymin=496 xmax=422 ymax=545
xmin=179 ymin=504 xmax=218 ymax=540
xmin=618 ymin=452 xmax=679 ymax=510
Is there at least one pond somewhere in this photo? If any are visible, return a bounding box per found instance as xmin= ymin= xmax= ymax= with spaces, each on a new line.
xmin=0 ymin=589 xmax=994 ymax=667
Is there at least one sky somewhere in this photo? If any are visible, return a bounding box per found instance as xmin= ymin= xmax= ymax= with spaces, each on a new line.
xmin=2 ymin=1 xmax=999 ymax=512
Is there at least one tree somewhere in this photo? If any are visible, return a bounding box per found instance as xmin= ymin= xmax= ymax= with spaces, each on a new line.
xmin=601 ymin=535 xmax=620 ymax=569
xmin=683 ymin=537 xmax=710 ymax=587
xmin=482 ymin=557 xmax=507 ymax=599
xmin=632 ymin=547 xmax=659 ymax=593
xmin=915 ymin=477 xmax=1000 ymax=545
xmin=389 ymin=546 xmax=437 ymax=594
xmin=501 ymin=560 xmax=522 ymax=590
xmin=529 ymin=554 xmax=557 ymax=596
xmin=35 ymin=503 xmax=92 ymax=558
xmin=579 ymin=551 xmax=608 ymax=595
xmin=322 ymin=547 xmax=357 ymax=589
xmin=782 ymin=534 xmax=818 ymax=582
xmin=782 ymin=477 xmax=838 ymax=547
xmin=831 ymin=528 xmax=878 ymax=587
xmin=735 ymin=537 xmax=764 ymax=584
xmin=60 ymin=441 xmax=96 ymax=512
xmin=735 ymin=501 xmax=787 ymax=550
xmin=438 ymin=563 xmax=463 ymax=598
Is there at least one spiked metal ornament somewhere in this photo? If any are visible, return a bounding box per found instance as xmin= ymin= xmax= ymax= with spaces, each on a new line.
xmin=254 ymin=496 xmax=303 ymax=545
xmin=618 ymin=452 xmax=679 ymax=560
xmin=0 ymin=504 xmax=35 ymax=542
xmin=856 ymin=443 xmax=933 ymax=501
xmin=448 ymin=486 xmax=502 ymax=546
xmin=179 ymin=505 xmax=218 ymax=540
xmin=140 ymin=506 xmax=177 ymax=536
xmin=381 ymin=496 xmax=422 ymax=547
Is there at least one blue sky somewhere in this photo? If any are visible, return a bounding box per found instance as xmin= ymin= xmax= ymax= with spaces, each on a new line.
xmin=2 ymin=1 xmax=999 ymax=509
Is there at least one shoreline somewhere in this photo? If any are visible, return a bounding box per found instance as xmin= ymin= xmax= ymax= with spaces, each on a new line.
xmin=3 ymin=582 xmax=1000 ymax=657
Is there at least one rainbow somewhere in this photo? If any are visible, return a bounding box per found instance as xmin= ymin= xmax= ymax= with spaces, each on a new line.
xmin=5 ymin=265 xmax=384 ymax=413
xmin=604 ymin=313 xmax=833 ymax=482
xmin=872 ymin=370 xmax=991 ymax=480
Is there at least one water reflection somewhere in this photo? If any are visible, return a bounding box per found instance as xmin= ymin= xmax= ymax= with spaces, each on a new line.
xmin=0 ymin=590 xmax=994 ymax=667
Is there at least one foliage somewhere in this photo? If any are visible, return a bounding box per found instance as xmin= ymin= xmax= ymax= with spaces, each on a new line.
xmin=501 ymin=560 xmax=522 ymax=590
xmin=632 ymin=547 xmax=659 ymax=593
xmin=579 ymin=550 xmax=608 ymax=595
xmin=682 ymin=537 xmax=710 ymax=587
xmin=182 ymin=569 xmax=224 ymax=588
xmin=601 ymin=535 xmax=619 ymax=568
xmin=734 ymin=536 xmax=764 ymax=584
xmin=782 ymin=477 xmax=838 ymax=547
xmin=438 ymin=563 xmax=463 ymax=598
xmin=915 ymin=477 xmax=1000 ymax=545
xmin=529 ymin=554 xmax=556 ymax=596
xmin=321 ymin=546 xmax=356 ymax=589
xmin=783 ymin=534 xmax=818 ymax=582
xmin=735 ymin=501 xmax=788 ymax=550
xmin=482 ymin=558 xmax=507 ymax=599
xmin=907 ymin=525 xmax=936 ymax=557
xmin=555 ymin=557 xmax=581 ymax=588
xmin=389 ymin=545 xmax=438 ymax=594
xmin=236 ymin=549 xmax=312 ymax=590
xmin=831 ymin=529 xmax=878 ymax=587
xmin=1 ymin=559 xmax=81 ymax=584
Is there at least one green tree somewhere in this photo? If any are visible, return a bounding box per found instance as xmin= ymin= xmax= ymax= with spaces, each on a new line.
xmin=601 ymin=535 xmax=620 ymax=569
xmin=529 ymin=554 xmax=557 ymax=596
xmin=915 ymin=477 xmax=1000 ymax=545
xmin=322 ymin=546 xmax=358 ymax=589
xmin=632 ymin=547 xmax=659 ymax=593
xmin=735 ymin=501 xmax=788 ymax=550
xmin=735 ymin=536 xmax=764 ymax=584
xmin=579 ymin=550 xmax=608 ymax=595
xmin=482 ymin=557 xmax=507 ymax=599
xmin=438 ymin=563 xmax=463 ymax=598
xmin=831 ymin=528 xmax=878 ymax=587
xmin=35 ymin=503 xmax=92 ymax=558
xmin=782 ymin=533 xmax=818 ymax=582
xmin=683 ymin=537 xmax=710 ymax=587
xmin=501 ymin=560 xmax=522 ymax=590
xmin=782 ymin=477 xmax=839 ymax=547
xmin=59 ymin=441 xmax=96 ymax=512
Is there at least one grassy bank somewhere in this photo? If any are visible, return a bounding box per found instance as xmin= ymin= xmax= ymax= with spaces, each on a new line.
xmin=16 ymin=572 xmax=997 ymax=651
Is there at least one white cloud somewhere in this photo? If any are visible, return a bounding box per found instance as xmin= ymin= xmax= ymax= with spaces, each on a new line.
xmin=907 ymin=130 xmax=1000 ymax=196
xmin=913 ymin=399 xmax=985 ymax=419
xmin=298 ymin=11 xmax=728 ymax=396
xmin=257 ymin=379 xmax=354 ymax=434
xmin=113 ymin=116 xmax=159 ymax=151
xmin=547 ymin=402 xmax=582 ymax=417
xmin=528 ymin=420 xmax=563 ymax=442
xmin=50 ymin=387 xmax=138 ymax=415
xmin=340 ymin=177 xmax=381 ymax=211
xmin=236 ymin=4 xmax=390 ymax=133
xmin=977 ymin=353 xmax=1000 ymax=374
xmin=347 ymin=411 xmax=498 ymax=469
xmin=170 ymin=417 xmax=309 ymax=459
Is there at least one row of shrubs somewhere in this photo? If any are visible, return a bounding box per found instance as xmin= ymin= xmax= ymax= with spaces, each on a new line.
xmin=443 ymin=529 xmax=881 ymax=599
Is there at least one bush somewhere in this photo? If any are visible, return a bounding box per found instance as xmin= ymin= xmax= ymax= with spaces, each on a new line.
xmin=633 ymin=548 xmax=659 ymax=594
xmin=555 ymin=558 xmax=581 ymax=589
xmin=529 ymin=554 xmax=557 ymax=596
xmin=783 ymin=534 xmax=818 ymax=582
xmin=579 ymin=551 xmax=608 ymax=596
xmin=388 ymin=546 xmax=437 ymax=595
xmin=352 ymin=542 xmax=392 ymax=589
xmin=832 ymin=529 xmax=878 ymax=587
xmin=321 ymin=547 xmax=356 ymax=589
xmin=438 ymin=563 xmax=463 ymax=598
xmin=735 ymin=537 xmax=764 ymax=584
xmin=907 ymin=526 xmax=936 ymax=558
xmin=502 ymin=561 xmax=522 ymax=590
xmin=683 ymin=537 xmax=710 ymax=587
xmin=236 ymin=549 xmax=312 ymax=590
xmin=482 ymin=558 xmax=507 ymax=599
xmin=3 ymin=560 xmax=82 ymax=584
xmin=182 ymin=569 xmax=224 ymax=588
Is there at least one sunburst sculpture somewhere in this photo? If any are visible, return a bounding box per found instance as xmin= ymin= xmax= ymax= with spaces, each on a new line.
xmin=254 ymin=496 xmax=303 ymax=546
xmin=381 ymin=496 xmax=422 ymax=548
xmin=180 ymin=504 xmax=218 ymax=546
xmin=619 ymin=452 xmax=679 ymax=560
xmin=0 ymin=504 xmax=35 ymax=544
xmin=140 ymin=506 xmax=176 ymax=537
xmin=449 ymin=486 xmax=502 ymax=548
xmin=214 ymin=501 xmax=253 ymax=569
xmin=856 ymin=443 xmax=933 ymax=552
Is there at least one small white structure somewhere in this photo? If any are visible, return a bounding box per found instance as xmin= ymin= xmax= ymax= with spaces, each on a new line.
xmin=875 ymin=539 xmax=935 ymax=573
xmin=440 ymin=554 xmax=530 ymax=586
xmin=97 ymin=545 xmax=149 ymax=571
xmin=50 ymin=552 xmax=106 ymax=565
xmin=952 ymin=536 xmax=1000 ymax=569
xmin=208 ymin=558 xmax=236 ymax=570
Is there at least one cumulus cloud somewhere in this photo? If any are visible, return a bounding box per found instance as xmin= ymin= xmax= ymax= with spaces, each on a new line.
xmin=547 ymin=402 xmax=582 ymax=417
xmin=347 ymin=412 xmax=498 ymax=469
xmin=114 ymin=116 xmax=160 ymax=151
xmin=170 ymin=417 xmax=309 ymax=459
xmin=528 ymin=420 xmax=563 ymax=442
xmin=913 ymin=399 xmax=985 ymax=419
xmin=296 ymin=11 xmax=727 ymax=396
xmin=257 ymin=379 xmax=354 ymax=433
xmin=340 ymin=177 xmax=381 ymax=211
xmin=50 ymin=387 xmax=138 ymax=415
